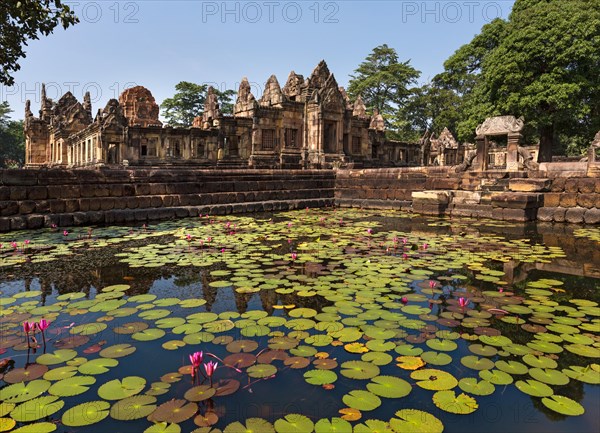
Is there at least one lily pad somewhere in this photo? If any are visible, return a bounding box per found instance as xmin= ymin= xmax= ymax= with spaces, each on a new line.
xmin=110 ymin=395 xmax=157 ymax=420
xmin=98 ymin=376 xmax=146 ymax=400
xmin=62 ymin=401 xmax=110 ymax=427
xmin=367 ymin=375 xmax=412 ymax=398
xmin=411 ymin=369 xmax=458 ymax=390
xmin=389 ymin=409 xmax=444 ymax=433
xmin=274 ymin=414 xmax=314 ymax=433
xmin=541 ymin=395 xmax=585 ymax=416
xmin=10 ymin=395 xmax=64 ymax=422
xmin=342 ymin=390 xmax=381 ymax=411
xmin=433 ymin=390 xmax=478 ymax=414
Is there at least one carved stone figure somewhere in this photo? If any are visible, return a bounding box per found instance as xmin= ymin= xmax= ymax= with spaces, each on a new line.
xmin=352 ymin=96 xmax=368 ymax=118
xmin=234 ymin=77 xmax=257 ymax=115
xmin=517 ymin=146 xmax=539 ymax=170
xmin=369 ymin=109 xmax=385 ymax=131
xmin=476 ymin=116 xmax=524 ymax=136
xmin=282 ymin=71 xmax=304 ymax=100
xmin=592 ymin=130 xmax=600 ymax=148
xmin=455 ymin=152 xmax=477 ymax=172
xmin=201 ymin=86 xmax=222 ymax=127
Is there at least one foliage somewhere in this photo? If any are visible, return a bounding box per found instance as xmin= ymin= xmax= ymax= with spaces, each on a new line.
xmin=0 ymin=102 xmax=25 ymax=167
xmin=0 ymin=0 xmax=79 ymax=86
xmin=160 ymin=82 xmax=235 ymax=128
xmin=432 ymin=0 xmax=600 ymax=158
xmin=348 ymin=44 xmax=420 ymax=137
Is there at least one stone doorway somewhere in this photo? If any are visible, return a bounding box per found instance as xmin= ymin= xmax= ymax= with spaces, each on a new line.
xmin=324 ymin=121 xmax=336 ymax=153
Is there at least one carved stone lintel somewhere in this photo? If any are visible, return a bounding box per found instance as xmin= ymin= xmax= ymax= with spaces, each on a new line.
xmin=476 ymin=116 xmax=524 ymax=136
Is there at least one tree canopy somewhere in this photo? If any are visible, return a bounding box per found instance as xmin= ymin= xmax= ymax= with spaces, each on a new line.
xmin=161 ymin=82 xmax=235 ymax=127
xmin=0 ymin=102 xmax=25 ymax=167
xmin=0 ymin=0 xmax=79 ymax=86
xmin=348 ymin=44 xmax=420 ymax=137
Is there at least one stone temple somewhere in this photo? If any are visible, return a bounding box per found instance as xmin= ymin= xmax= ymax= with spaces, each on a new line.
xmin=24 ymin=61 xmax=423 ymax=169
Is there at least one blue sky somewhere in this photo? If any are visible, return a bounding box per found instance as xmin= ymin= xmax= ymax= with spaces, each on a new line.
xmin=3 ymin=0 xmax=515 ymax=120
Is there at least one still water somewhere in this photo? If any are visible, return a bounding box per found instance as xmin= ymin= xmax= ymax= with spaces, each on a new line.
xmin=0 ymin=208 xmax=598 ymax=433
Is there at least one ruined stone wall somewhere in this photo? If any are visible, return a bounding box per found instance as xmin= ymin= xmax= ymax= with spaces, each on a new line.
xmin=0 ymin=169 xmax=335 ymax=232
xmin=335 ymin=167 xmax=600 ymax=224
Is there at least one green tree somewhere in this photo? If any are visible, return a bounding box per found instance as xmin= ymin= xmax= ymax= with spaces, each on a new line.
xmin=0 ymin=0 xmax=79 ymax=86
xmin=348 ymin=44 xmax=420 ymax=133
xmin=483 ymin=0 xmax=600 ymax=161
xmin=0 ymin=102 xmax=25 ymax=167
xmin=161 ymin=82 xmax=236 ymax=127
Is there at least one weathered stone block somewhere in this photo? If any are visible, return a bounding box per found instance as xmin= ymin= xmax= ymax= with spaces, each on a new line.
xmin=412 ymin=191 xmax=451 ymax=204
xmin=65 ymin=200 xmax=79 ymax=213
xmin=544 ymin=193 xmax=561 ymax=207
xmin=88 ymin=212 xmax=104 ymax=225
xmin=73 ymin=212 xmax=88 ymax=226
xmin=100 ymin=198 xmax=115 ymax=211
xmin=509 ymin=179 xmax=551 ymax=192
xmin=109 ymin=184 xmax=123 ymax=197
xmin=49 ymin=200 xmax=66 ymax=213
xmin=577 ymin=194 xmax=596 ymax=209
xmin=550 ymin=178 xmax=566 ymax=192
xmin=565 ymin=207 xmax=586 ymax=224
xmin=584 ymin=208 xmax=600 ymax=224
xmin=553 ymin=207 xmax=566 ymax=222
xmin=537 ymin=207 xmax=555 ymax=222
xmin=2 ymin=170 xmax=37 ymax=186
xmin=0 ymin=187 xmax=9 ymax=201
xmin=10 ymin=217 xmax=27 ymax=230
xmin=9 ymin=187 xmax=27 ymax=201
xmin=564 ymin=179 xmax=579 ymax=193
xmin=453 ymin=191 xmax=481 ymax=205
xmin=19 ymin=201 xmax=36 ymax=214
xmin=27 ymin=187 xmax=48 ymax=200
xmin=35 ymin=200 xmax=49 ymax=213
xmin=501 ymin=208 xmax=535 ymax=222
xmin=0 ymin=201 xmax=18 ymax=216
xmin=559 ymin=194 xmax=577 ymax=208
xmin=0 ymin=218 xmax=9 ymax=232
xmin=577 ymin=178 xmax=597 ymax=193
xmin=491 ymin=193 xmax=542 ymax=209
xmin=63 ymin=186 xmax=81 ymax=198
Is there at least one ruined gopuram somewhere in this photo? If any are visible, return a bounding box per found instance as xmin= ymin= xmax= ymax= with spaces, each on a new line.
xmin=25 ymin=60 xmax=388 ymax=169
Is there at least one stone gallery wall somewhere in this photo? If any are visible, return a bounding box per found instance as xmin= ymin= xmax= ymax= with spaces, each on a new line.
xmin=1 ymin=167 xmax=599 ymax=232
xmin=0 ymin=168 xmax=335 ymax=231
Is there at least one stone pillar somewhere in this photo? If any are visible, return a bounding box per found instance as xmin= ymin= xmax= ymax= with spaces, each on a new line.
xmin=507 ymin=132 xmax=521 ymax=171
xmin=474 ymin=135 xmax=487 ymax=171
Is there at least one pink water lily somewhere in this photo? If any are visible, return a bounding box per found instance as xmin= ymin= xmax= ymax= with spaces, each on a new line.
xmin=23 ymin=321 xmax=34 ymax=334
xmin=422 ymin=242 xmax=428 ymax=250
xmin=185 ymin=234 xmax=192 ymax=241
xmin=291 ymin=252 xmax=297 ymax=261
xmin=11 ymin=241 xmax=17 ymax=249
xmin=367 ymin=228 xmax=372 ymax=235
xmin=458 ymin=297 xmax=468 ymax=308
xmin=37 ymin=319 xmax=50 ymax=331
xmin=204 ymin=361 xmax=218 ymax=386
xmin=24 ymin=240 xmax=30 ymax=245
xmin=429 ymin=280 xmax=437 ymax=289
xmin=63 ymin=230 xmax=69 ymax=236
xmin=402 ymin=253 xmax=408 ymax=260
xmin=401 ymin=297 xmax=408 ymax=305
xmin=189 ymin=351 xmax=203 ymax=368
xmin=402 ymin=237 xmax=408 ymax=245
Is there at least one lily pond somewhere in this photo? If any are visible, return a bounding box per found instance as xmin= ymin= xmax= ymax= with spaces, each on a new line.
xmin=0 ymin=208 xmax=599 ymax=433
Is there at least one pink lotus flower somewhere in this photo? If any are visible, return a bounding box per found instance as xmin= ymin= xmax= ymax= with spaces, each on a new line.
xmin=402 ymin=253 xmax=408 ymax=260
xmin=23 ymin=321 xmax=34 ymax=333
xmin=204 ymin=361 xmax=218 ymax=377
xmin=37 ymin=319 xmax=50 ymax=331
xmin=11 ymin=241 xmax=18 ymax=249
xmin=498 ymin=287 xmax=504 ymax=293
xmin=401 ymin=297 xmax=408 ymax=305
xmin=220 ymin=248 xmax=225 ymax=253
xmin=422 ymin=242 xmax=428 ymax=250
xmin=291 ymin=252 xmax=297 ymax=260
xmin=402 ymin=238 xmax=408 ymax=245
xmin=63 ymin=230 xmax=69 ymax=236
xmin=429 ymin=280 xmax=436 ymax=289
xmin=367 ymin=228 xmax=372 ymax=235
xmin=287 ymin=222 xmax=293 ymax=228
xmin=24 ymin=240 xmax=30 ymax=245
xmin=458 ymin=297 xmax=468 ymax=308
xmin=189 ymin=351 xmax=203 ymax=368
xmin=51 ymin=223 xmax=57 ymax=229
xmin=207 ymin=237 xmax=212 ymax=243
xmin=185 ymin=234 xmax=192 ymax=241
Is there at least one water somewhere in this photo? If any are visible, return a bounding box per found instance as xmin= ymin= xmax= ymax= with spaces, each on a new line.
xmin=0 ymin=208 xmax=598 ymax=433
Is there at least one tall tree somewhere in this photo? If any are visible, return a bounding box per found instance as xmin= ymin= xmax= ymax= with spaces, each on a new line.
xmin=0 ymin=102 xmax=25 ymax=167
xmin=0 ymin=0 xmax=79 ymax=85
xmin=348 ymin=44 xmax=420 ymax=131
xmin=161 ymin=82 xmax=235 ymax=127
xmin=483 ymin=0 xmax=600 ymax=161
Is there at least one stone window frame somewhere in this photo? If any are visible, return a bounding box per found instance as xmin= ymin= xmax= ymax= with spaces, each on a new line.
xmin=284 ymin=128 xmax=298 ymax=148
xmin=262 ymin=129 xmax=275 ymax=150
xmin=352 ymin=136 xmax=361 ymax=154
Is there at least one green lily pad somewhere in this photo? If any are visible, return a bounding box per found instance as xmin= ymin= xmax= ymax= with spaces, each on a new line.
xmin=110 ymin=395 xmax=157 ymax=420
xmin=515 ymin=379 xmax=554 ymax=397
xmin=0 ymin=379 xmax=51 ymax=403
xmin=495 ymin=360 xmax=529 ymax=375
xmin=62 ymin=401 xmax=110 ymax=426
xmin=389 ymin=409 xmax=444 ymax=433
xmin=461 ymin=356 xmax=495 ymax=371
xmin=541 ymin=395 xmax=585 ymax=416
xmin=10 ymin=395 xmax=64 ymax=422
xmin=36 ymin=349 xmax=77 ymax=366
xmin=98 ymin=376 xmax=146 ymax=400
xmin=78 ymin=358 xmax=119 ymax=375
xmin=433 ymin=390 xmax=478 ymax=414
xmin=184 ymin=385 xmax=217 ymax=402
xmin=224 ymin=418 xmax=275 ymax=433
xmin=11 ymin=422 xmax=57 ymax=433
xmin=479 ymin=369 xmax=513 ymax=385
xmin=314 ymin=417 xmax=352 ymax=433
xmin=342 ymin=390 xmax=381 ymax=411
xmin=340 ymin=361 xmax=380 ymax=380
xmin=367 ymin=375 xmax=412 ymax=398
xmin=247 ymin=364 xmax=277 ymax=378
xmin=143 ymin=422 xmax=181 ymax=433
xmin=100 ymin=344 xmax=137 ymax=358
xmin=49 ymin=375 xmax=96 ymax=397
xmin=563 ymin=365 xmax=600 ymax=384
xmin=528 ymin=368 xmax=570 ymax=385
xmin=411 ymin=369 xmax=458 ymax=391
xmin=458 ymin=378 xmax=495 ymax=396
xmin=274 ymin=414 xmax=314 ymax=433
xmin=304 ymin=370 xmax=338 ymax=385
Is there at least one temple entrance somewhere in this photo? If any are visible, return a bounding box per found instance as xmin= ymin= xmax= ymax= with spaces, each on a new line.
xmin=107 ymin=143 xmax=119 ymax=164
xmin=324 ymin=121 xmax=336 ymax=153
